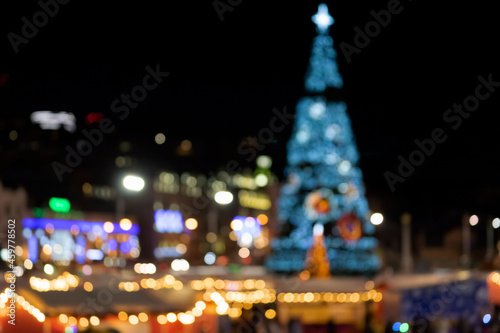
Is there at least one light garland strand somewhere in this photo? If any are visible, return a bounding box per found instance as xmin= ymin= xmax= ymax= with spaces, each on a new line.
xmin=0 ymin=291 xmax=46 ymax=322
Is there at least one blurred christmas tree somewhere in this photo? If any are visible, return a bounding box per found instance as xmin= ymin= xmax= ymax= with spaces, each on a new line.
xmin=266 ymin=4 xmax=380 ymax=275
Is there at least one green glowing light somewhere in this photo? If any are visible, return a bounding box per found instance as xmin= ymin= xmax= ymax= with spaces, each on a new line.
xmin=49 ymin=197 xmax=70 ymax=213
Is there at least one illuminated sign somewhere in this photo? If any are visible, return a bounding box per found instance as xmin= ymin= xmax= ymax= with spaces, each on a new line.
xmin=30 ymin=110 xmax=76 ymax=132
xmin=86 ymin=249 xmax=104 ymax=260
xmin=232 ymin=174 xmax=257 ymax=190
xmin=28 ymin=235 xmax=38 ymax=262
xmin=49 ymin=197 xmax=71 ymax=213
xmin=21 ymin=218 xmax=140 ymax=235
xmin=154 ymin=246 xmax=183 ymax=258
xmin=22 ymin=218 xmax=140 ymax=265
xmin=230 ymin=216 xmax=262 ymax=247
xmin=76 ymin=235 xmax=86 ymax=264
xmin=154 ymin=210 xmax=184 ymax=233
xmin=33 ymin=207 xmax=83 ymax=220
xmin=238 ymin=190 xmax=272 ymax=210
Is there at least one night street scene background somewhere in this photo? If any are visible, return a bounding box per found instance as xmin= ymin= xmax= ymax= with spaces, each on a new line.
xmin=1 ymin=1 xmax=500 ymax=332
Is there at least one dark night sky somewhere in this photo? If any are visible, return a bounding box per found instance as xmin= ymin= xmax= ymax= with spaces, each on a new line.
xmin=1 ymin=0 xmax=500 ymax=242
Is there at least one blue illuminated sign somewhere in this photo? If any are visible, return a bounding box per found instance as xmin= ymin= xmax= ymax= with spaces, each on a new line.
xmin=153 ymin=246 xmax=183 ymax=258
xmin=76 ymin=235 xmax=86 ymax=264
xmin=120 ymin=241 xmax=131 ymax=254
xmin=107 ymin=239 xmax=118 ymax=251
xmin=28 ymin=235 xmax=38 ymax=262
xmin=154 ymin=210 xmax=184 ymax=234
xmin=86 ymin=249 xmax=104 ymax=260
xmin=22 ymin=218 xmax=140 ymax=235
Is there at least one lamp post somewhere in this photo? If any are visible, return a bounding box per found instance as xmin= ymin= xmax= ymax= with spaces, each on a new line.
xmin=400 ymin=213 xmax=413 ymax=274
xmin=207 ymin=190 xmax=233 ymax=246
xmin=461 ymin=213 xmax=474 ymax=269
xmin=116 ymin=174 xmax=145 ymax=221
xmin=486 ymin=217 xmax=497 ymax=260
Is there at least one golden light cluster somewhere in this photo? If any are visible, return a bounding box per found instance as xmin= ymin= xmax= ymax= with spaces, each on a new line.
xmin=0 ymin=292 xmax=45 ymax=322
xmin=118 ymin=274 xmax=183 ymax=292
xmin=265 ymin=309 xmax=276 ymax=319
xmin=190 ymin=278 xmax=267 ymax=291
xmin=214 ymin=289 xmax=277 ymax=304
xmin=277 ymin=290 xmax=383 ymax=304
xmin=134 ymin=263 xmax=157 ymax=274
xmin=189 ymin=278 xmax=274 ymax=319
xmin=118 ymin=281 xmax=141 ymax=292
xmin=116 ymin=301 xmax=206 ymax=326
xmin=489 ymin=272 xmax=500 ymax=285
xmin=209 ymin=291 xmax=231 ymax=315
xmin=59 ymin=313 xmax=100 ymax=327
xmin=199 ymin=286 xmax=277 ymax=319
xmin=238 ymin=190 xmax=272 ymax=210
xmin=29 ymin=272 xmax=79 ymax=292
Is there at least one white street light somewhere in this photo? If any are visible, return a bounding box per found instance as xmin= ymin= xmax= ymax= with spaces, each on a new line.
xmin=370 ymin=213 xmax=384 ymax=225
xmin=214 ymin=191 xmax=233 ymax=205
xmin=122 ymin=175 xmax=145 ymax=192
xmin=492 ymin=218 xmax=500 ymax=229
xmin=469 ymin=215 xmax=479 ymax=226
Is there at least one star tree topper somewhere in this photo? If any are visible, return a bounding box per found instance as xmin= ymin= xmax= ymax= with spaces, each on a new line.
xmin=312 ymin=4 xmax=334 ymax=33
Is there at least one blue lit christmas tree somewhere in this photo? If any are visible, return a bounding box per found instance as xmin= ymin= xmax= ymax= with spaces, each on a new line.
xmin=266 ymin=4 xmax=380 ymax=275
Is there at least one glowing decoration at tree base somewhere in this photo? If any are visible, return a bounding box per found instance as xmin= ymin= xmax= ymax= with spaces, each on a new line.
xmin=266 ymin=235 xmax=380 ymax=273
xmin=304 ymin=224 xmax=330 ymax=278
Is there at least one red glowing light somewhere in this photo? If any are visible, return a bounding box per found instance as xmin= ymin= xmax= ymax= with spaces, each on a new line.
xmin=0 ymin=72 xmax=9 ymax=87
xmin=85 ymin=112 xmax=103 ymax=125
xmin=216 ymin=255 xmax=229 ymax=266
xmin=241 ymin=256 xmax=252 ymax=265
